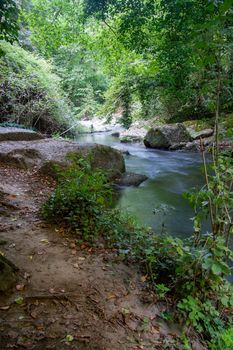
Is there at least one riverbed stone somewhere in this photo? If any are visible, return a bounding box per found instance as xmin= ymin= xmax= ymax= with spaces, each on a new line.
xmin=190 ymin=128 xmax=214 ymax=140
xmin=111 ymin=132 xmax=120 ymax=137
xmin=120 ymin=135 xmax=143 ymax=143
xmin=144 ymin=123 xmax=191 ymax=149
xmin=115 ymin=172 xmax=148 ymax=187
xmin=185 ymin=141 xmax=200 ymax=152
xmin=169 ymin=142 xmax=187 ymax=151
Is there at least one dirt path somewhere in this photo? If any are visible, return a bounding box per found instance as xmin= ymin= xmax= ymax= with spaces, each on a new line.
xmin=0 ymin=166 xmax=178 ymax=350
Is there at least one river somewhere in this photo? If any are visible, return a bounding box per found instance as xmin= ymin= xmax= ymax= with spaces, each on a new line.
xmin=77 ymin=131 xmax=206 ymax=238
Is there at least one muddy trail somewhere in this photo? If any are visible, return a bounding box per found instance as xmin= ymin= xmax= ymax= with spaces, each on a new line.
xmin=0 ymin=165 xmax=179 ymax=350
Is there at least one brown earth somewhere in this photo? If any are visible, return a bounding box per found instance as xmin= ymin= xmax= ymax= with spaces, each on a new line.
xmin=0 ymin=165 xmax=184 ymax=350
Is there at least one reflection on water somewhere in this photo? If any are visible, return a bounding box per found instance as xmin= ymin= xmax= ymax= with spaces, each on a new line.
xmin=76 ymin=132 xmax=208 ymax=238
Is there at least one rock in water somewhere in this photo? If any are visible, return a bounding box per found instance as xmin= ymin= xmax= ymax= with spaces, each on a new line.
xmin=111 ymin=132 xmax=120 ymax=137
xmin=144 ymin=123 xmax=191 ymax=149
xmin=115 ymin=172 xmax=148 ymax=187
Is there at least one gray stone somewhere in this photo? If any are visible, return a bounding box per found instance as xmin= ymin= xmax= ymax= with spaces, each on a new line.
xmin=169 ymin=142 xmax=187 ymax=151
xmin=190 ymin=128 xmax=214 ymax=140
xmin=111 ymin=132 xmax=120 ymax=137
xmin=0 ymin=139 xmax=125 ymax=180
xmin=115 ymin=172 xmax=148 ymax=187
xmin=185 ymin=141 xmax=199 ymax=152
xmin=120 ymin=135 xmax=142 ymax=143
xmin=121 ymin=150 xmax=131 ymax=156
xmin=0 ymin=127 xmax=44 ymax=142
xmin=144 ymin=123 xmax=191 ymax=149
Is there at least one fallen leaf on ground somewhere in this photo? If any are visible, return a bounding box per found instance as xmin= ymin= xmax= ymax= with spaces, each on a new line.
xmin=107 ymin=293 xmax=117 ymax=300
xmin=66 ymin=334 xmax=74 ymax=342
xmin=140 ymin=275 xmax=147 ymax=283
xmin=15 ymin=297 xmax=24 ymax=305
xmin=40 ymin=239 xmax=49 ymax=244
xmin=0 ymin=306 xmax=10 ymax=310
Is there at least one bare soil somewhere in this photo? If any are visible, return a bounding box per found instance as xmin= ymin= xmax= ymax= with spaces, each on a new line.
xmin=0 ymin=165 xmax=180 ymax=350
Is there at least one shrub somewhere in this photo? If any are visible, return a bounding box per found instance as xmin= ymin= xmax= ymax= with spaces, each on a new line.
xmin=41 ymin=157 xmax=113 ymax=241
xmin=0 ymin=40 xmax=74 ymax=134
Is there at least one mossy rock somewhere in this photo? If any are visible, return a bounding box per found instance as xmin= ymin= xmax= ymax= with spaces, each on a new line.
xmin=144 ymin=123 xmax=191 ymax=149
xmin=38 ymin=143 xmax=125 ymax=180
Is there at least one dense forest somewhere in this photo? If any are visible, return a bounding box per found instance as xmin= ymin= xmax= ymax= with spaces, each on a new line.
xmin=1 ymin=0 xmax=233 ymax=130
xmin=0 ymin=1 xmax=233 ymax=349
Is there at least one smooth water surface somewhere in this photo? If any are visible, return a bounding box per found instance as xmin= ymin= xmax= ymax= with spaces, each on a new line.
xmin=77 ymin=132 xmax=206 ymax=238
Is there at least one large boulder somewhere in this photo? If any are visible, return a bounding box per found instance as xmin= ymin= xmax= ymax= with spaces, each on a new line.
xmin=144 ymin=123 xmax=191 ymax=149
xmin=0 ymin=139 xmax=125 ymax=180
xmin=0 ymin=127 xmax=44 ymax=142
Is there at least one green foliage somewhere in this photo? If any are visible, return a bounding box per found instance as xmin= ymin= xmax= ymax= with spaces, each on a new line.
xmin=185 ymin=151 xmax=232 ymax=240
xmin=24 ymin=0 xmax=233 ymax=124
xmin=114 ymin=221 xmax=233 ymax=342
xmin=100 ymin=75 xmax=133 ymax=127
xmin=210 ymin=327 xmax=233 ymax=350
xmin=42 ymin=157 xmax=113 ymax=241
xmin=53 ymin=45 xmax=107 ymax=119
xmin=84 ymin=0 xmax=233 ymax=121
xmin=24 ymin=1 xmax=109 ymax=119
xmin=24 ymin=0 xmax=85 ymax=57
xmin=0 ymin=0 xmax=19 ymax=43
xmin=0 ymin=40 xmax=74 ymax=133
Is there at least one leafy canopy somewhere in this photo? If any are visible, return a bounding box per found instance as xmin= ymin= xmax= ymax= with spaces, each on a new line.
xmin=0 ymin=0 xmax=19 ymax=43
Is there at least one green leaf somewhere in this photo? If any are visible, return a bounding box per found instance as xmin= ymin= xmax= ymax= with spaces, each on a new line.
xmin=220 ymin=0 xmax=233 ymax=14
xmin=66 ymin=335 xmax=74 ymax=342
xmin=211 ymin=263 xmax=224 ymax=275
xmin=15 ymin=297 xmax=24 ymax=305
xmin=221 ymin=296 xmax=229 ymax=307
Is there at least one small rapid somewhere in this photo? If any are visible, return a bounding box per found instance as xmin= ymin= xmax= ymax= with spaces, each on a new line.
xmin=76 ymin=132 xmax=206 ymax=238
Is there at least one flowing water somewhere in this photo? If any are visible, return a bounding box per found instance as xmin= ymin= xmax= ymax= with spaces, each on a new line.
xmin=77 ymin=132 xmax=207 ymax=238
